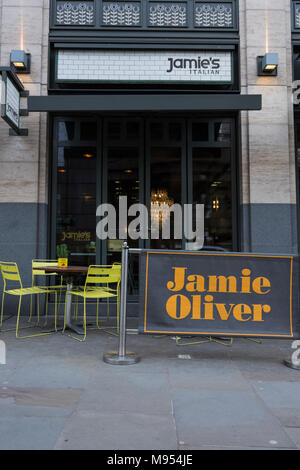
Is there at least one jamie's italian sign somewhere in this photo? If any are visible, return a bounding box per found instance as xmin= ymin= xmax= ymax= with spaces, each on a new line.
xmin=139 ymin=251 xmax=300 ymax=339
xmin=56 ymin=49 xmax=233 ymax=84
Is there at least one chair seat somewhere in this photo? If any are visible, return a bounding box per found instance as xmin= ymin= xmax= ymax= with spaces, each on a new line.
xmin=68 ymin=288 xmax=117 ymax=299
xmin=37 ymin=285 xmax=67 ymax=290
xmin=5 ymin=286 xmax=53 ymax=296
xmin=72 ymin=286 xmax=113 ymax=291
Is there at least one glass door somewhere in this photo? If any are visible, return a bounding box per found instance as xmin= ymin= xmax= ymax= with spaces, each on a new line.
xmin=187 ymin=118 xmax=236 ymax=251
xmin=101 ymin=118 xmax=144 ymax=295
xmin=53 ymin=118 xmax=98 ymax=267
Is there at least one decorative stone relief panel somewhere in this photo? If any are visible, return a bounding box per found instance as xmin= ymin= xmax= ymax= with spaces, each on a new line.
xmin=148 ymin=3 xmax=187 ymax=27
xmin=295 ymin=5 xmax=300 ymax=28
xmin=53 ymin=0 xmax=236 ymax=29
xmin=195 ymin=3 xmax=233 ymax=28
xmin=56 ymin=1 xmax=95 ymax=25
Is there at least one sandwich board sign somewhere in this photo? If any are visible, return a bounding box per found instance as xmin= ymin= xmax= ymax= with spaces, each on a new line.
xmin=139 ymin=250 xmax=300 ymax=339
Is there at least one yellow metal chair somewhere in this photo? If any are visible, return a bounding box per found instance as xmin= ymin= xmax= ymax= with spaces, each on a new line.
xmin=63 ymin=264 xmax=121 ymax=342
xmin=30 ymin=260 xmax=66 ymax=326
xmin=0 ymin=262 xmax=58 ymax=339
xmin=72 ymin=264 xmax=121 ymax=325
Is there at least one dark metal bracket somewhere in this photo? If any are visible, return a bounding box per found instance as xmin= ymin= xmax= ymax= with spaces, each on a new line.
xmin=9 ymin=128 xmax=29 ymax=136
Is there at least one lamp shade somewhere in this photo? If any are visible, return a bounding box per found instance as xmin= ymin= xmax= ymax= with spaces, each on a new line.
xmin=262 ymin=53 xmax=279 ymax=72
xmin=10 ymin=50 xmax=31 ymax=73
xmin=257 ymin=53 xmax=279 ymax=76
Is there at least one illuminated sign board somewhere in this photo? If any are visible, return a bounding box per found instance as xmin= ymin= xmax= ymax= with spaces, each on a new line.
xmin=56 ymin=49 xmax=233 ymax=84
xmin=0 ymin=67 xmax=26 ymax=134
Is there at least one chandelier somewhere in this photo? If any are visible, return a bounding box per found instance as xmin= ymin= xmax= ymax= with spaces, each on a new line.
xmin=150 ymin=189 xmax=174 ymax=225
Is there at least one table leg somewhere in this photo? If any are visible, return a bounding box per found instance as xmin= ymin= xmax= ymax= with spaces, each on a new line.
xmin=64 ymin=282 xmax=85 ymax=335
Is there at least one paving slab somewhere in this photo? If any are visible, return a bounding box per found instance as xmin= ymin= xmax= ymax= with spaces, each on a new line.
xmin=0 ymin=416 xmax=67 ymax=450
xmin=78 ymin=371 xmax=173 ymax=416
xmin=167 ymin=357 xmax=250 ymax=391
xmin=0 ymin=317 xmax=300 ymax=450
xmin=171 ymin=388 xmax=296 ymax=449
xmin=284 ymin=427 xmax=300 ymax=448
xmin=54 ymin=410 xmax=178 ymax=450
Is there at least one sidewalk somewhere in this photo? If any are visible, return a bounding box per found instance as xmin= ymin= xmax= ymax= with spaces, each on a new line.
xmin=0 ymin=317 xmax=300 ymax=450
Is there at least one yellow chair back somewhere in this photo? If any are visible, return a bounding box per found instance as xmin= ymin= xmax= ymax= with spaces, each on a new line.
xmin=32 ymin=260 xmax=59 ymax=277
xmin=0 ymin=262 xmax=22 ymax=290
xmin=85 ymin=265 xmax=121 ymax=288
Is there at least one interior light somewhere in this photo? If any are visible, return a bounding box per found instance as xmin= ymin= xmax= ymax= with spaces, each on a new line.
xmin=264 ymin=64 xmax=276 ymax=71
xmin=83 ymin=153 xmax=93 ymax=158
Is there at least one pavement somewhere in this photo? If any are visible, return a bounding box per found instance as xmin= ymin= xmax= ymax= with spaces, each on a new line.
xmin=0 ymin=315 xmax=300 ymax=450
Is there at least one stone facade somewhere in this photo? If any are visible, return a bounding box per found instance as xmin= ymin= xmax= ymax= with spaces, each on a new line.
xmin=240 ymin=0 xmax=297 ymax=253
xmin=0 ymin=0 xmax=49 ymax=286
xmin=0 ymin=0 xmax=298 ymax=295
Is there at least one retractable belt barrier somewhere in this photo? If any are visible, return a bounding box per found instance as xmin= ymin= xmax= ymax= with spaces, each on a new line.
xmin=103 ymin=243 xmax=300 ymax=368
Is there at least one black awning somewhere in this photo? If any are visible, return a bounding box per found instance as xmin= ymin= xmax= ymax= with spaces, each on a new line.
xmin=28 ymin=93 xmax=261 ymax=113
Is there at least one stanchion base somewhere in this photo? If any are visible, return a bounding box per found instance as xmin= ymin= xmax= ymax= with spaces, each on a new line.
xmin=283 ymin=358 xmax=300 ymax=370
xmin=103 ymin=351 xmax=140 ymax=365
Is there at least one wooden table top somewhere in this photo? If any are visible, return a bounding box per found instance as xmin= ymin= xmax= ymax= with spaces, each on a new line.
xmin=35 ymin=266 xmax=89 ymax=274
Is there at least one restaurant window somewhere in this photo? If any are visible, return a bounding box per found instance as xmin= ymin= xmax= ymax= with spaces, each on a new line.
xmin=52 ymin=116 xmax=237 ymax=273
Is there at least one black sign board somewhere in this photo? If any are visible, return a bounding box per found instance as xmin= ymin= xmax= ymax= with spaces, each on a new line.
xmin=139 ymin=251 xmax=300 ymax=339
xmin=0 ymin=67 xmax=27 ymax=135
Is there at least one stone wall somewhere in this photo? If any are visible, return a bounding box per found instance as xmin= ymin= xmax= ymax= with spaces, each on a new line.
xmin=0 ymin=0 xmax=298 ymax=305
xmin=240 ymin=0 xmax=298 ymax=253
xmin=0 ymin=0 xmax=49 ymax=292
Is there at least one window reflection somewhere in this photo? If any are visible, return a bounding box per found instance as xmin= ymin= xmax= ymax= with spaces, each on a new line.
xmin=58 ymin=121 xmax=75 ymax=141
xmin=214 ymin=122 xmax=232 ymax=143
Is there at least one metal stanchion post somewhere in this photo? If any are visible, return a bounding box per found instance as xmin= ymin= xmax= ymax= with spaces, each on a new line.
xmin=103 ymin=242 xmax=140 ymax=365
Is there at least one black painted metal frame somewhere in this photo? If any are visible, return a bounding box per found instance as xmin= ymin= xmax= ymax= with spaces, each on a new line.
xmin=48 ymin=0 xmax=240 ymax=92
xmin=29 ymin=93 xmax=261 ymax=112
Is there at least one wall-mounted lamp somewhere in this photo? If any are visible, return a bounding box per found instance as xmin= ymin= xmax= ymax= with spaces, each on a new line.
xmin=257 ymin=53 xmax=278 ymax=76
xmin=10 ymin=50 xmax=31 ymax=74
